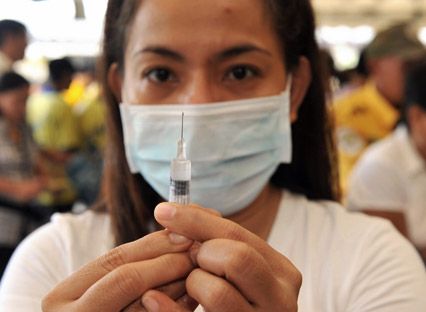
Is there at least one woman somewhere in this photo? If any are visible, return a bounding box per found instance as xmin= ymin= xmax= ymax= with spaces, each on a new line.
xmin=0 ymin=72 xmax=46 ymax=278
xmin=1 ymin=1 xmax=425 ymax=311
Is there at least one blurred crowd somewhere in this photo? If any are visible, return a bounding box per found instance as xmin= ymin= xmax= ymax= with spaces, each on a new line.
xmin=0 ymin=20 xmax=105 ymax=277
xmin=329 ymin=23 xmax=426 ymax=265
xmin=0 ymin=18 xmax=425 ymax=279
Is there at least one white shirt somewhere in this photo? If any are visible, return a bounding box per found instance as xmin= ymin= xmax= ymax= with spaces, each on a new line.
xmin=347 ymin=126 xmax=426 ymax=248
xmin=0 ymin=191 xmax=425 ymax=311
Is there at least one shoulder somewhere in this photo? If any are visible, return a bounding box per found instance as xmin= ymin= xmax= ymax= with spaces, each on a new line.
xmin=281 ymin=191 xmax=394 ymax=238
xmin=273 ymin=191 xmax=397 ymax=252
xmin=2 ymin=210 xmax=112 ymax=283
xmin=0 ymin=210 xmax=112 ymax=309
xmin=359 ymin=129 xmax=403 ymax=166
xmin=347 ymin=129 xmax=408 ymax=209
xmin=349 ymin=129 xmax=407 ymax=187
xmin=277 ymin=192 xmax=426 ymax=310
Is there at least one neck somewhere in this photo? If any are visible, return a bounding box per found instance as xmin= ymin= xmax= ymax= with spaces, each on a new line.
xmin=0 ymin=47 xmax=13 ymax=62
xmin=227 ymin=183 xmax=282 ymax=240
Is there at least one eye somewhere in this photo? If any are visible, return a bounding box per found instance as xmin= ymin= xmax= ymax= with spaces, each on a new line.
xmin=143 ymin=68 xmax=175 ymax=83
xmin=226 ymin=65 xmax=259 ymax=81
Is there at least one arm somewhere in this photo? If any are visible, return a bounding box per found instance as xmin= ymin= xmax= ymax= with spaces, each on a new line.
xmin=0 ymin=177 xmax=45 ymax=202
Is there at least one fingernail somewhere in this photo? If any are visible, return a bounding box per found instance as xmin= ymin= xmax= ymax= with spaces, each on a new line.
xmin=155 ymin=203 xmax=176 ymax=220
xmin=168 ymin=232 xmax=191 ymax=244
xmin=142 ymin=296 xmax=159 ymax=312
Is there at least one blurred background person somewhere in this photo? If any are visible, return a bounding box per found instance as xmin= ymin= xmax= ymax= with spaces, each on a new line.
xmin=26 ymin=57 xmax=81 ymax=212
xmin=67 ymin=59 xmax=105 ymax=206
xmin=333 ymin=48 xmax=369 ymax=100
xmin=333 ymin=23 xmax=425 ymax=195
xmin=347 ymin=60 xmax=426 ymax=265
xmin=0 ymin=72 xmax=46 ymax=279
xmin=0 ymin=20 xmax=27 ymax=75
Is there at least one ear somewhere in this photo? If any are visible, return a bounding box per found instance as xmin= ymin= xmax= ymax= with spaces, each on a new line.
xmin=289 ymin=56 xmax=311 ymax=123
xmin=108 ymin=62 xmax=123 ymax=103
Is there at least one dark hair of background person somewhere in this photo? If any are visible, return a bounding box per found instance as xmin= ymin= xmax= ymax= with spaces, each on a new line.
xmin=0 ymin=71 xmax=29 ymax=93
xmin=403 ymin=60 xmax=426 ymax=128
xmin=335 ymin=48 xmax=369 ymax=86
xmin=48 ymin=57 xmax=75 ymax=83
xmin=98 ymin=0 xmax=339 ymax=245
xmin=0 ymin=71 xmax=29 ymax=117
xmin=0 ymin=20 xmax=26 ymax=47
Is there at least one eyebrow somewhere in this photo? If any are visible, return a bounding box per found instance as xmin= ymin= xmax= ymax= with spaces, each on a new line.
xmin=135 ymin=44 xmax=272 ymax=63
xmin=137 ymin=46 xmax=185 ymax=62
xmin=216 ymin=44 xmax=272 ymax=61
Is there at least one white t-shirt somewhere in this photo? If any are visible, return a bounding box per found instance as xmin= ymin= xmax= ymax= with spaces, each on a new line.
xmin=0 ymin=191 xmax=425 ymax=311
xmin=347 ymin=126 xmax=426 ymax=248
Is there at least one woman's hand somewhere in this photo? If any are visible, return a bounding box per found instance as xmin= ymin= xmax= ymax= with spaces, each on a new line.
xmin=141 ymin=203 xmax=302 ymax=312
xmin=42 ymin=230 xmax=197 ymax=312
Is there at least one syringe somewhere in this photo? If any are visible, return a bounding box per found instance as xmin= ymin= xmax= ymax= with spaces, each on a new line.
xmin=169 ymin=112 xmax=191 ymax=205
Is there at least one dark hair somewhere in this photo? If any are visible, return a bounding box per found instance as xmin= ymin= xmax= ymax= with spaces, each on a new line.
xmin=0 ymin=71 xmax=29 ymax=93
xmin=0 ymin=20 xmax=26 ymax=47
xmin=48 ymin=57 xmax=75 ymax=83
xmin=100 ymin=0 xmax=339 ymax=245
xmin=405 ymin=61 xmax=426 ymax=112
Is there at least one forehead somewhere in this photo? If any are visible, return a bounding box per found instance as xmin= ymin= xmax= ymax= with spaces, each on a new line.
xmin=126 ymin=0 xmax=277 ymax=53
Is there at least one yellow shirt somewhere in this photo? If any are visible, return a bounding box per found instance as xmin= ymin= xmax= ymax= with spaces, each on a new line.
xmin=27 ymin=91 xmax=82 ymax=151
xmin=333 ymin=81 xmax=399 ymax=195
xmin=73 ymin=83 xmax=106 ymax=151
xmin=26 ymin=90 xmax=82 ymax=205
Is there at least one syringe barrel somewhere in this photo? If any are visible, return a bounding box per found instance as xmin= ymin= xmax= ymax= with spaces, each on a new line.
xmin=169 ymin=158 xmax=191 ymax=204
xmin=169 ymin=179 xmax=190 ymax=205
xmin=170 ymin=159 xmax=191 ymax=181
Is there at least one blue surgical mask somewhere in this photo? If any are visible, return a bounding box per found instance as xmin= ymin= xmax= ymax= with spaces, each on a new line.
xmin=120 ymin=81 xmax=292 ymax=216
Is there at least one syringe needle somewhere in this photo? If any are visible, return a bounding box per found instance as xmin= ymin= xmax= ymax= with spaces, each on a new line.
xmin=181 ymin=112 xmax=184 ymax=140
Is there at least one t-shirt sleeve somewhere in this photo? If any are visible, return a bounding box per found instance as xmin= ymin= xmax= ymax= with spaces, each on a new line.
xmin=0 ymin=222 xmax=69 ymax=311
xmin=346 ymin=219 xmax=426 ymax=311
xmin=346 ymin=154 xmax=405 ymax=211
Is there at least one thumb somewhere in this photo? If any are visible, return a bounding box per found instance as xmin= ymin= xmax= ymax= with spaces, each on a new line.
xmin=142 ymin=290 xmax=198 ymax=312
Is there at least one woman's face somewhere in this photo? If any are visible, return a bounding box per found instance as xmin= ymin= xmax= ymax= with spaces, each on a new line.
xmin=0 ymin=86 xmax=29 ymax=123
xmin=119 ymin=0 xmax=288 ymax=105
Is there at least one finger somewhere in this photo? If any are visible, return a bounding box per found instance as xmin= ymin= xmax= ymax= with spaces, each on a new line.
xmin=122 ymin=281 xmax=191 ymax=312
xmin=46 ymin=230 xmax=193 ymax=300
xmin=142 ymin=290 xmax=191 ymax=312
xmin=155 ymin=279 xmax=186 ymax=301
xmin=74 ymin=253 xmax=193 ymax=311
xmin=168 ymin=202 xmax=222 ymax=217
xmin=176 ymin=294 xmax=198 ymax=311
xmin=186 ymin=268 xmax=252 ymax=312
xmin=155 ymin=204 xmax=301 ymax=289
xmin=121 ymin=299 xmax=145 ymax=312
xmin=154 ymin=203 xmax=254 ymax=243
xmin=194 ymin=239 xmax=277 ymax=306
xmin=154 ymin=203 xmax=284 ymax=268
